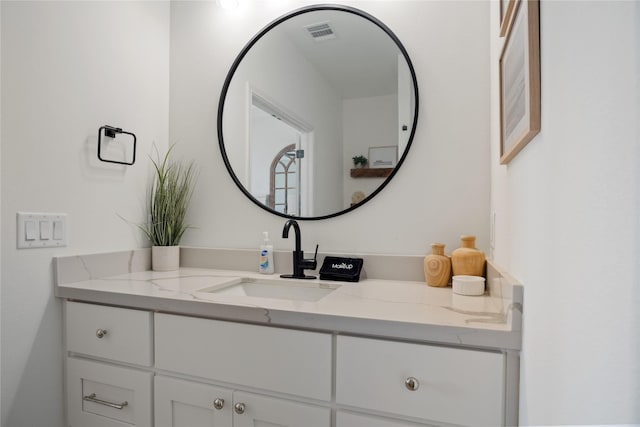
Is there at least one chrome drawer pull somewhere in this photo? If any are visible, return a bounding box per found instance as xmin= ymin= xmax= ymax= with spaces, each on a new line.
xmin=234 ymin=402 xmax=246 ymax=414
xmin=96 ymin=328 xmax=108 ymax=339
xmin=213 ymin=398 xmax=224 ymax=410
xmin=83 ymin=393 xmax=128 ymax=410
xmin=405 ymin=377 xmax=420 ymax=391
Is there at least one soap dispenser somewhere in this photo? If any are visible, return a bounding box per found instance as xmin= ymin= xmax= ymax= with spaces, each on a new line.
xmin=259 ymin=232 xmax=274 ymax=274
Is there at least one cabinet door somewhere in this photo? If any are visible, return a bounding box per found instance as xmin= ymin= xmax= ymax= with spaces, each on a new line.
xmin=155 ymin=376 xmax=232 ymax=427
xmin=336 ymin=411 xmax=434 ymax=427
xmin=232 ymin=392 xmax=330 ymax=427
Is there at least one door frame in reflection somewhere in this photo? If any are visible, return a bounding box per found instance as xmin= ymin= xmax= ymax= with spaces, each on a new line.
xmin=249 ymin=90 xmax=314 ymax=216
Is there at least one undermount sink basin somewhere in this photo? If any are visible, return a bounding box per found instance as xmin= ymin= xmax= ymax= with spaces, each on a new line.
xmin=198 ymin=277 xmax=340 ymax=302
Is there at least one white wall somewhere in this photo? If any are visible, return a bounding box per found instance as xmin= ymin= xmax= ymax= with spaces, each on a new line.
xmin=490 ymin=1 xmax=640 ymax=424
xmin=342 ymin=94 xmax=397 ymax=207
xmin=0 ymin=2 xmax=170 ymax=425
xmin=172 ymin=0 xmax=491 ymax=256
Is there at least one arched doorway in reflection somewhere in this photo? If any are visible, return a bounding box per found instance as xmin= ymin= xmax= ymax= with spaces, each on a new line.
xmin=268 ymin=144 xmax=299 ymax=215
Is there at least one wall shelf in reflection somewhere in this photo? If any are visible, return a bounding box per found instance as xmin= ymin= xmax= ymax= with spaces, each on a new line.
xmin=350 ymin=168 xmax=393 ymax=178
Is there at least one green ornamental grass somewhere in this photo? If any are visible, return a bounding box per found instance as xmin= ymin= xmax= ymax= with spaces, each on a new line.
xmin=140 ymin=146 xmax=197 ymax=246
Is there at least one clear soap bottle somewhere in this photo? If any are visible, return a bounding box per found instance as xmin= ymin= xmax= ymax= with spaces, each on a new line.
xmin=259 ymin=232 xmax=274 ymax=274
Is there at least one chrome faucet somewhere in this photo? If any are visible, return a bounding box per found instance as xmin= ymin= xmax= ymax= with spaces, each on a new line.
xmin=280 ymin=219 xmax=318 ymax=279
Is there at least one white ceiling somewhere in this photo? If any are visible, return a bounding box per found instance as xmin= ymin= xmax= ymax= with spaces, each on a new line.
xmin=278 ymin=10 xmax=403 ymax=99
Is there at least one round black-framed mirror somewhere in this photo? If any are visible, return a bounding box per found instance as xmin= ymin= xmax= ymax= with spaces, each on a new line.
xmin=218 ymin=4 xmax=419 ymax=220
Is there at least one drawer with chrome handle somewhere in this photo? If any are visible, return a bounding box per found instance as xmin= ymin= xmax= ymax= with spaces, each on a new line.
xmin=67 ymin=357 xmax=152 ymax=427
xmin=83 ymin=393 xmax=128 ymax=410
xmin=65 ymin=301 xmax=153 ymax=366
xmin=336 ymin=335 xmax=505 ymax=426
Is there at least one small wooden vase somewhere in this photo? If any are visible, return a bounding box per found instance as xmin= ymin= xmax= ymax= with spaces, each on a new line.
xmin=451 ymin=235 xmax=485 ymax=277
xmin=424 ymin=243 xmax=451 ymax=287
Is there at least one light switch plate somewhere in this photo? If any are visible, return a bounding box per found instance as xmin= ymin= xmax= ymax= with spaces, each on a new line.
xmin=17 ymin=212 xmax=67 ymax=249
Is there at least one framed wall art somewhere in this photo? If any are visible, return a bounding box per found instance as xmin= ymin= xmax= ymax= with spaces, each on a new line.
xmin=368 ymin=146 xmax=397 ymax=168
xmin=499 ymin=0 xmax=518 ymax=37
xmin=499 ymin=0 xmax=540 ymax=165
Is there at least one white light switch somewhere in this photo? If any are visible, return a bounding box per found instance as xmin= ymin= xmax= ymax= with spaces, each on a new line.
xmin=53 ymin=220 xmax=64 ymax=240
xmin=40 ymin=221 xmax=51 ymax=240
xmin=17 ymin=212 xmax=67 ymax=249
xmin=25 ymin=220 xmax=37 ymax=241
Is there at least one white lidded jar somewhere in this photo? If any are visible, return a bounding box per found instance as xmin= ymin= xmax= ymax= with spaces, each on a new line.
xmin=259 ymin=231 xmax=274 ymax=274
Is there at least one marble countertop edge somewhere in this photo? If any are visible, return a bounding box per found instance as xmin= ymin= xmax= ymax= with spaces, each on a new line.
xmin=55 ymin=284 xmax=521 ymax=351
xmin=53 ymin=249 xmax=523 ymax=351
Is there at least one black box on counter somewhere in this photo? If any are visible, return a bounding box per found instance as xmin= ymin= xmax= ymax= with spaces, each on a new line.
xmin=319 ymin=256 xmax=363 ymax=282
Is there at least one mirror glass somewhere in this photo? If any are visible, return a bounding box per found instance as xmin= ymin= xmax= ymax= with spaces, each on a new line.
xmin=218 ymin=5 xmax=418 ymax=220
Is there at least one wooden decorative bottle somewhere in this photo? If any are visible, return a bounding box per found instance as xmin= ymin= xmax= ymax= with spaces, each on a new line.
xmin=424 ymin=243 xmax=451 ymax=287
xmin=451 ymin=235 xmax=485 ymax=277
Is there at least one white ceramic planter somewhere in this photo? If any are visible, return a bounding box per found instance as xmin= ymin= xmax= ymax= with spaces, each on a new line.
xmin=152 ymin=246 xmax=180 ymax=271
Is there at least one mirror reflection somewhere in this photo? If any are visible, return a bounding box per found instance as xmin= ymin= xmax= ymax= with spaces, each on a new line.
xmin=219 ymin=5 xmax=418 ymax=219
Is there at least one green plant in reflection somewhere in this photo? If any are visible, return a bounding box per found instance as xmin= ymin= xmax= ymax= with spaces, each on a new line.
xmin=352 ymin=155 xmax=368 ymax=168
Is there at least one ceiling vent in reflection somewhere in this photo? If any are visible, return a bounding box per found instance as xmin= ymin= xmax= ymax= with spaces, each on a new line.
xmin=305 ymin=22 xmax=336 ymax=42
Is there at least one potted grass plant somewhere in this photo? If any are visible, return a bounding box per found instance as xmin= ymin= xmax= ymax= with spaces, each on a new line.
xmin=140 ymin=145 xmax=197 ymax=271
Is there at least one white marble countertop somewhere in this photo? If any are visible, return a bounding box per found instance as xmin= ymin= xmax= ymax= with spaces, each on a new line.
xmin=54 ymin=249 xmax=522 ymax=350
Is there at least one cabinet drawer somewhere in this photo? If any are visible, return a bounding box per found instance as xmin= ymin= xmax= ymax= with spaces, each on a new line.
xmin=155 ymin=313 xmax=332 ymax=401
xmin=66 ymin=301 xmax=153 ymax=366
xmin=336 ymin=336 xmax=505 ymax=426
xmin=66 ymin=357 xmax=152 ymax=427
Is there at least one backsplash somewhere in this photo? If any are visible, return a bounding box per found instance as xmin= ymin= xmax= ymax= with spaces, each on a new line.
xmin=54 ymin=249 xmax=151 ymax=285
xmin=54 ymin=246 xmax=522 ymax=309
xmin=55 ymin=247 xmax=433 ymax=284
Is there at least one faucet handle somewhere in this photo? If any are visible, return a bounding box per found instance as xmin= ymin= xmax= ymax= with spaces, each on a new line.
xmin=302 ymin=244 xmax=319 ymax=270
xmin=310 ymin=244 xmax=319 ymax=269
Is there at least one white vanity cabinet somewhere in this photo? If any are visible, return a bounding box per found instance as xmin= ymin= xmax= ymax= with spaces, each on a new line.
xmin=65 ymin=302 xmax=154 ymax=427
xmin=63 ymin=300 xmax=514 ymax=427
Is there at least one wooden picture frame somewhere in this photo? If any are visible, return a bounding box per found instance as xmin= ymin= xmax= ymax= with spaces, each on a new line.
xmin=499 ymin=0 xmax=540 ymax=165
xmin=499 ymin=0 xmax=518 ymax=37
